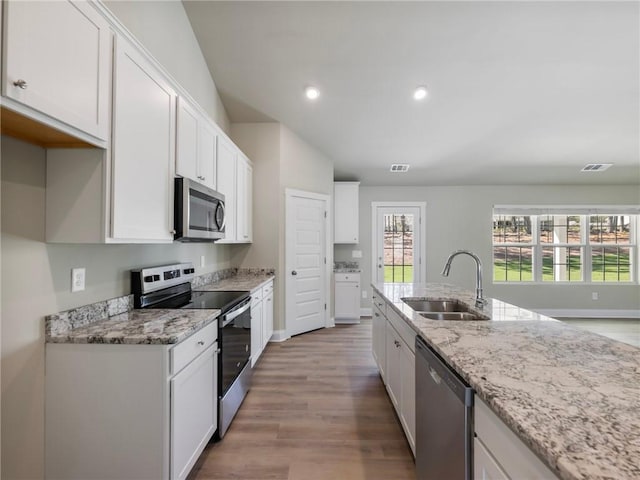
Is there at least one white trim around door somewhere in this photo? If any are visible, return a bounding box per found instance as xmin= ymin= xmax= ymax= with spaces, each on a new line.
xmin=371 ymin=202 xmax=427 ymax=284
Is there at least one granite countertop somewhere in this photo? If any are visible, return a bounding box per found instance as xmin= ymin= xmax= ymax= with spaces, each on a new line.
xmin=47 ymin=308 xmax=220 ymax=345
xmin=373 ymin=282 xmax=640 ymax=480
xmin=196 ymin=273 xmax=274 ymax=293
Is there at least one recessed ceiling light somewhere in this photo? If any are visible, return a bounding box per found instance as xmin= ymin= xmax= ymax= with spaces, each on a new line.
xmin=305 ymin=86 xmax=320 ymax=100
xmin=413 ymin=86 xmax=428 ymax=101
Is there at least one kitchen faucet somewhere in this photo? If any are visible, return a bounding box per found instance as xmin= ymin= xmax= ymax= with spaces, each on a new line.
xmin=441 ymin=250 xmax=487 ymax=308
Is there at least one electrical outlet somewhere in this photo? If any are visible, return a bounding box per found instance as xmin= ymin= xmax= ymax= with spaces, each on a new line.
xmin=71 ymin=268 xmax=85 ymax=292
xmin=352 ymin=250 xmax=362 ymax=259
xmin=592 ymin=292 xmax=599 ymax=301
xmin=200 ymin=255 xmax=205 ymax=268
xmin=362 ymin=290 xmax=368 ymax=299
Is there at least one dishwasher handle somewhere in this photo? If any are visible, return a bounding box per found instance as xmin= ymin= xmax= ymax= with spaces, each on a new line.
xmin=416 ymin=336 xmax=473 ymax=407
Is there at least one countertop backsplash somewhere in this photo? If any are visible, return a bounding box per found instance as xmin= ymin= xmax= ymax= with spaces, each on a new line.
xmin=334 ymin=261 xmax=361 ymax=272
xmin=46 ymin=267 xmax=275 ymax=339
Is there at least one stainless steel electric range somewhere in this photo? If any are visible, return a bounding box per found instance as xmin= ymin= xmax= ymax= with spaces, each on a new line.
xmin=131 ymin=263 xmax=251 ymax=439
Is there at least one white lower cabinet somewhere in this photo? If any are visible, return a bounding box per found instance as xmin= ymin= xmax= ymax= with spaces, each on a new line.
xmin=251 ymin=289 xmax=264 ymax=367
xmin=251 ymin=280 xmax=275 ymax=366
xmin=474 ymin=395 xmax=558 ymax=479
xmin=378 ymin=297 xmax=416 ymax=456
xmin=371 ymin=293 xmax=387 ymax=380
xmin=399 ymin=340 xmax=416 ymax=454
xmin=334 ymin=273 xmax=361 ymax=323
xmin=45 ymin=321 xmax=218 ymax=480
xmin=263 ymin=284 xmax=274 ymax=346
xmin=171 ymin=343 xmax=217 ymax=480
xmin=474 ymin=437 xmax=510 ymax=480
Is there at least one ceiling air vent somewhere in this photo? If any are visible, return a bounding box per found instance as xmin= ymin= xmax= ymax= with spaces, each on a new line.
xmin=581 ymin=163 xmax=613 ymax=172
xmin=390 ymin=164 xmax=410 ymax=173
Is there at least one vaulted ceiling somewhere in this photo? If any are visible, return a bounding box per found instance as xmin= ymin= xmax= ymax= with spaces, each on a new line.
xmin=183 ymin=1 xmax=639 ymax=186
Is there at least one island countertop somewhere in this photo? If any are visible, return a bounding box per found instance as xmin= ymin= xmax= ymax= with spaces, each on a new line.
xmin=372 ymin=282 xmax=640 ymax=480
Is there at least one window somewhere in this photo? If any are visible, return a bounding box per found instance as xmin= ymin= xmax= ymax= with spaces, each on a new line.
xmin=492 ymin=206 xmax=639 ymax=284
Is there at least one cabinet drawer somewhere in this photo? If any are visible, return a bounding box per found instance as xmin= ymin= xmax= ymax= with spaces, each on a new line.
xmin=371 ymin=292 xmax=387 ymax=317
xmin=262 ymin=280 xmax=274 ymax=297
xmin=335 ymin=273 xmax=360 ymax=282
xmin=251 ymin=289 xmax=263 ymax=305
xmin=475 ymin=396 xmax=557 ymax=479
xmin=171 ymin=320 xmax=218 ymax=375
xmin=387 ymin=307 xmax=416 ymax=353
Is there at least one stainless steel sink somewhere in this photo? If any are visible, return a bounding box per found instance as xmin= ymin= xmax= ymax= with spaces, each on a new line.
xmin=419 ymin=312 xmax=488 ymax=321
xmin=402 ymin=298 xmax=470 ymax=312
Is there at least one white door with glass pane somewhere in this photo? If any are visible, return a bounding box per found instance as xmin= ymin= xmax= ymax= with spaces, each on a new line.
xmin=372 ymin=204 xmax=425 ymax=284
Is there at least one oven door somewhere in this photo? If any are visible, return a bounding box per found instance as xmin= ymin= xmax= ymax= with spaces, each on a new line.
xmin=175 ymin=177 xmax=226 ymax=242
xmin=220 ymin=298 xmax=251 ymax=395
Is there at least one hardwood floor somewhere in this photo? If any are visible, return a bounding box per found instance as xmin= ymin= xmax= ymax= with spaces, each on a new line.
xmin=189 ymin=319 xmax=416 ymax=480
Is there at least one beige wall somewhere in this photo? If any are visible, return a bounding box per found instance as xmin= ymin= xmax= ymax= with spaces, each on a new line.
xmin=1 ymin=2 xmax=234 ymax=478
xmin=0 ymin=136 xmax=235 ymax=478
xmin=103 ymin=0 xmax=230 ymax=133
xmin=334 ymin=185 xmax=640 ymax=314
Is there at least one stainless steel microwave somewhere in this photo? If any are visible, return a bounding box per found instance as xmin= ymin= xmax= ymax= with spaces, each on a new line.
xmin=174 ymin=177 xmax=225 ymax=242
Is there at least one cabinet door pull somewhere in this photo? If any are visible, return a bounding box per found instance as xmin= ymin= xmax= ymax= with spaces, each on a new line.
xmin=13 ymin=79 xmax=28 ymax=89
xmin=197 ymin=340 xmax=205 ymax=346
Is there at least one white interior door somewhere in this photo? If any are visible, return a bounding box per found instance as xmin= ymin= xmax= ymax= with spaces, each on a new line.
xmin=286 ymin=190 xmax=329 ymax=337
xmin=372 ymin=203 xmax=426 ymax=284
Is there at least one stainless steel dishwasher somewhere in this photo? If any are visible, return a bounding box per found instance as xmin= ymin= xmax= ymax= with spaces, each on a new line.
xmin=416 ymin=337 xmax=474 ymax=480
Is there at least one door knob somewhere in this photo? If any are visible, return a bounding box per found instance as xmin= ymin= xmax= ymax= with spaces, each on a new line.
xmin=291 ymin=270 xmax=298 ymax=276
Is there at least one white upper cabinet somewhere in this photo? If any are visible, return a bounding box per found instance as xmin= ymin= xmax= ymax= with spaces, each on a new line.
xmin=236 ymin=153 xmax=253 ymax=243
xmin=334 ymin=182 xmax=360 ymax=243
xmin=2 ymin=0 xmax=111 ymax=143
xmin=111 ymin=34 xmax=176 ymax=242
xmin=216 ymin=136 xmax=237 ymax=243
xmin=216 ymin=137 xmax=253 ymax=244
xmin=176 ymin=96 xmax=217 ymax=191
xmin=198 ymin=119 xmax=217 ymax=190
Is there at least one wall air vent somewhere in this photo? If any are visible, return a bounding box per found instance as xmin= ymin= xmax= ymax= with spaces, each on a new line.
xmin=390 ymin=164 xmax=410 ymax=173
xmin=581 ymin=163 xmax=613 ymax=172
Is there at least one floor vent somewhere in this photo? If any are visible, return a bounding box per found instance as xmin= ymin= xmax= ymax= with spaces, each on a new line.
xmin=581 ymin=163 xmax=613 ymax=172
xmin=390 ymin=164 xmax=410 ymax=173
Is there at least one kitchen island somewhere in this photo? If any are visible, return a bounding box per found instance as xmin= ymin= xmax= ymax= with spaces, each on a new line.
xmin=373 ymin=282 xmax=640 ymax=480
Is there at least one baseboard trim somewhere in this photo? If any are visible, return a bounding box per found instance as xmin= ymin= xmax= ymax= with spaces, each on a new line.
xmin=335 ymin=319 xmax=360 ymax=324
xmin=534 ymin=308 xmax=640 ymax=319
xmin=360 ymin=307 xmax=372 ymax=318
xmin=269 ymin=329 xmax=290 ymax=342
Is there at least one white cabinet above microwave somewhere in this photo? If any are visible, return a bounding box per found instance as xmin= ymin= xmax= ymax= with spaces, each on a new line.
xmin=176 ymin=97 xmax=218 ymax=192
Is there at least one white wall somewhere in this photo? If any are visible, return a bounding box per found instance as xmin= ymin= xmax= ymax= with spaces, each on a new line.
xmin=103 ymin=0 xmax=230 ymax=133
xmin=335 ymin=185 xmax=640 ymax=314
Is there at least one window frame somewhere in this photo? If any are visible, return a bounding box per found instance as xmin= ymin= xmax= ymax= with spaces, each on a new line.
xmin=492 ymin=207 xmax=638 ymax=285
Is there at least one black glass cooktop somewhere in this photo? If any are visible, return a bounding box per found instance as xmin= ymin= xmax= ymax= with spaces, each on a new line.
xmin=150 ymin=289 xmax=249 ymax=312
xmin=184 ymin=290 xmax=249 ymax=311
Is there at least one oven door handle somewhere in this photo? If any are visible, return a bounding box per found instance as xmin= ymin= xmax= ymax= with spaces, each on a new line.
xmin=222 ymin=301 xmax=251 ymax=326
